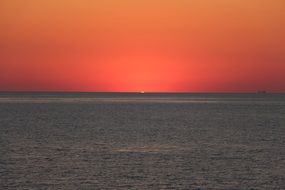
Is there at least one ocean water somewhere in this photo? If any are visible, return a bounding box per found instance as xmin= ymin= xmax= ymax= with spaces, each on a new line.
xmin=0 ymin=93 xmax=285 ymax=189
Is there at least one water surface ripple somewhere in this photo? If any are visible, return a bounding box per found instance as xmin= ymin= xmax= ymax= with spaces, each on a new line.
xmin=1 ymin=93 xmax=285 ymax=189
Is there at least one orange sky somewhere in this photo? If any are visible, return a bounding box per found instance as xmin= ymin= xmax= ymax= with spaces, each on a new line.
xmin=0 ymin=0 xmax=284 ymax=92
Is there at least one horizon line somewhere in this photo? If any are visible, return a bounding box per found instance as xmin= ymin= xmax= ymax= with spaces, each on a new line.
xmin=0 ymin=90 xmax=284 ymax=94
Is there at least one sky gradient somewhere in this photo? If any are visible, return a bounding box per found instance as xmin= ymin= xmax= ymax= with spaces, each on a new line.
xmin=0 ymin=0 xmax=284 ymax=92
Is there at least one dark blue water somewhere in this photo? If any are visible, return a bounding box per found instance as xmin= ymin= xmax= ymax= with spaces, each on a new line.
xmin=1 ymin=93 xmax=285 ymax=189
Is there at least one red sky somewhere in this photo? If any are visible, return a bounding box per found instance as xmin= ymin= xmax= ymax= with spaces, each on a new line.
xmin=0 ymin=0 xmax=285 ymax=92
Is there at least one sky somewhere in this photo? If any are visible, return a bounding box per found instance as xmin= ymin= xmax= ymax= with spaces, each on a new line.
xmin=0 ymin=0 xmax=284 ymax=92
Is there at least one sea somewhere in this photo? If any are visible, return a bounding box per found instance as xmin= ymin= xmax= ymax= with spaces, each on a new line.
xmin=0 ymin=93 xmax=284 ymax=189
